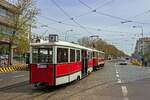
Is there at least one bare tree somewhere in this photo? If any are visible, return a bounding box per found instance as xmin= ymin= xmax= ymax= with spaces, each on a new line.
xmin=8 ymin=0 xmax=39 ymax=65
xmin=78 ymin=36 xmax=127 ymax=58
xmin=78 ymin=37 xmax=91 ymax=47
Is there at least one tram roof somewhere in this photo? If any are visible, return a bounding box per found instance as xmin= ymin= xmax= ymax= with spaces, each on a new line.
xmin=93 ymin=49 xmax=104 ymax=54
xmin=31 ymin=40 xmax=93 ymax=51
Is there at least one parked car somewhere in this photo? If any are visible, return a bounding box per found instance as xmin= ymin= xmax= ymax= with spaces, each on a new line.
xmin=0 ymin=55 xmax=8 ymax=59
xmin=119 ymin=60 xmax=128 ymax=65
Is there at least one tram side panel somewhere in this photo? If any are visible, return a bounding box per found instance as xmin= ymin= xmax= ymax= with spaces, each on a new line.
xmin=97 ymin=53 xmax=105 ymax=67
xmin=99 ymin=58 xmax=105 ymax=67
xmin=55 ymin=62 xmax=82 ymax=85
xmin=97 ymin=57 xmax=103 ymax=67
xmin=93 ymin=51 xmax=98 ymax=70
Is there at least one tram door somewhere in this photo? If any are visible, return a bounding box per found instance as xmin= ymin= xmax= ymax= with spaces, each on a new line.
xmin=81 ymin=50 xmax=88 ymax=76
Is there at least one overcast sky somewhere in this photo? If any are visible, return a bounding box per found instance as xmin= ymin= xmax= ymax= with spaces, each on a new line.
xmin=31 ymin=0 xmax=150 ymax=55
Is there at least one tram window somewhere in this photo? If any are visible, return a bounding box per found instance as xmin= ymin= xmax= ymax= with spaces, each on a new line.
xmin=88 ymin=52 xmax=93 ymax=59
xmin=32 ymin=48 xmax=53 ymax=63
xmin=93 ymin=52 xmax=96 ymax=57
xmin=76 ymin=50 xmax=80 ymax=61
xmin=32 ymin=49 xmax=38 ymax=63
xmin=39 ymin=49 xmax=48 ymax=63
xmin=70 ymin=49 xmax=75 ymax=62
xmin=100 ymin=53 xmax=103 ymax=57
xmin=96 ymin=52 xmax=98 ymax=57
xmin=57 ymin=48 xmax=68 ymax=63
xmin=98 ymin=53 xmax=100 ymax=57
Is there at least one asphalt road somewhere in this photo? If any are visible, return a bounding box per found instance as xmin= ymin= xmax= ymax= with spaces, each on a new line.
xmin=0 ymin=61 xmax=150 ymax=100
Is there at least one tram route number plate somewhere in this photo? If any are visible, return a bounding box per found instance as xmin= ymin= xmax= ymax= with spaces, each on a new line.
xmin=37 ymin=64 xmax=47 ymax=68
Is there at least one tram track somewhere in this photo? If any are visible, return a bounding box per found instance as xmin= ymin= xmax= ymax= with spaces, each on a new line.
xmin=0 ymin=63 xmax=115 ymax=100
xmin=30 ymin=69 xmax=116 ymax=100
xmin=0 ymin=81 xmax=29 ymax=100
xmin=61 ymin=80 xmax=116 ymax=100
xmin=36 ymin=79 xmax=116 ymax=100
xmin=0 ymin=81 xmax=28 ymax=91
xmin=31 ymin=84 xmax=69 ymax=100
xmin=6 ymin=89 xmax=46 ymax=100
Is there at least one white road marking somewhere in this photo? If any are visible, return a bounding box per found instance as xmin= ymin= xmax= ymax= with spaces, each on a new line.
xmin=116 ymin=74 xmax=119 ymax=78
xmin=121 ymin=86 xmax=128 ymax=97
xmin=117 ymin=79 xmax=122 ymax=83
xmin=13 ymin=75 xmax=24 ymax=78
xmin=115 ymin=63 xmax=129 ymax=100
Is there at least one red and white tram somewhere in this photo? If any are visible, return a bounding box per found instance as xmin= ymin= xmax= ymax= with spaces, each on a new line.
xmin=93 ymin=49 xmax=105 ymax=70
xmin=29 ymin=35 xmax=105 ymax=86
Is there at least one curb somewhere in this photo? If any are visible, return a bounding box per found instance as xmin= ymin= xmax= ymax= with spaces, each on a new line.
xmin=0 ymin=65 xmax=28 ymax=73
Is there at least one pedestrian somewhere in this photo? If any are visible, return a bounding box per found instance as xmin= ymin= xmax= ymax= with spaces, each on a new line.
xmin=145 ymin=60 xmax=147 ymax=67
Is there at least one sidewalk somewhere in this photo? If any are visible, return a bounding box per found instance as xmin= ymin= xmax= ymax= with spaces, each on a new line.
xmin=0 ymin=64 xmax=28 ymax=73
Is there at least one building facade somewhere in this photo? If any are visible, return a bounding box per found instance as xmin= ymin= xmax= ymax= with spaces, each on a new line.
xmin=0 ymin=0 xmax=18 ymax=66
xmin=0 ymin=0 xmax=18 ymax=44
xmin=133 ymin=37 xmax=150 ymax=66
xmin=134 ymin=37 xmax=150 ymax=55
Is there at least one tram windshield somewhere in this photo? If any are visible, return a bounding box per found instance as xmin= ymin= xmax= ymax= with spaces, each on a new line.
xmin=32 ymin=47 xmax=53 ymax=63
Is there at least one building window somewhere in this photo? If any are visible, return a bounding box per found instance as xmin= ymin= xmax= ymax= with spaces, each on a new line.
xmin=0 ymin=6 xmax=15 ymax=19
xmin=0 ymin=7 xmax=6 ymax=17
xmin=1 ymin=25 xmax=6 ymax=34
xmin=0 ymin=25 xmax=14 ymax=35
xmin=70 ymin=49 xmax=75 ymax=62
xmin=76 ymin=50 xmax=80 ymax=61
xmin=57 ymin=48 xmax=68 ymax=63
xmin=7 ymin=11 xmax=14 ymax=19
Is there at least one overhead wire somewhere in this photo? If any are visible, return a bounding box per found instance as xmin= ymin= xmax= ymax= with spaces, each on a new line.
xmin=78 ymin=0 xmax=93 ymax=10
xmin=50 ymin=0 xmax=132 ymax=34
xmin=39 ymin=15 xmax=140 ymax=34
xmin=102 ymin=9 xmax=150 ymax=28
xmin=129 ymin=10 xmax=150 ymax=19
xmin=51 ymin=0 xmax=91 ymax=34
xmin=73 ymin=1 xmax=150 ymax=46
xmin=95 ymin=0 xmax=114 ymax=10
xmin=95 ymin=11 xmax=150 ymax=25
xmin=73 ymin=11 xmax=92 ymax=18
xmin=36 ymin=0 xmax=147 ymax=35
xmin=77 ymin=0 xmax=150 ymax=26
xmin=36 ymin=0 xmax=150 ymax=44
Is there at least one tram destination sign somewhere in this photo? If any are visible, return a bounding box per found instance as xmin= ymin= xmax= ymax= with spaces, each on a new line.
xmin=37 ymin=64 xmax=47 ymax=68
xmin=49 ymin=34 xmax=59 ymax=42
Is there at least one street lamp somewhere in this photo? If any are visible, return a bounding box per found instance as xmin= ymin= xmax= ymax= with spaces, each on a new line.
xmin=132 ymin=25 xmax=143 ymax=38
xmin=65 ymin=29 xmax=73 ymax=41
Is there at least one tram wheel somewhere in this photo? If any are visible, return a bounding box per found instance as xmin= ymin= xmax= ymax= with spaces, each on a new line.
xmin=77 ymin=76 xmax=80 ymax=81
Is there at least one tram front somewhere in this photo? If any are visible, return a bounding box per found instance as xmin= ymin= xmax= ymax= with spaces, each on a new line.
xmin=29 ymin=44 xmax=55 ymax=87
